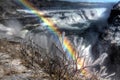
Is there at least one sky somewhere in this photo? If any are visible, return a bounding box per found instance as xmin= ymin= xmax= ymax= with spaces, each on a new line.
xmin=61 ymin=0 xmax=119 ymax=2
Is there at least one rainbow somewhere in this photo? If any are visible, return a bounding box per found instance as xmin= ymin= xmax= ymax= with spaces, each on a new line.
xmin=18 ymin=0 xmax=87 ymax=75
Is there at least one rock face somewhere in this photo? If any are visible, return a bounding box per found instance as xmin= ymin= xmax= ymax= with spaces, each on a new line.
xmin=113 ymin=1 xmax=120 ymax=10
xmin=105 ymin=1 xmax=120 ymax=45
xmin=102 ymin=1 xmax=120 ymax=80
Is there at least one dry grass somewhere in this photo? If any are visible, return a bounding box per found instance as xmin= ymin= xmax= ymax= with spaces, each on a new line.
xmin=0 ymin=39 xmax=115 ymax=80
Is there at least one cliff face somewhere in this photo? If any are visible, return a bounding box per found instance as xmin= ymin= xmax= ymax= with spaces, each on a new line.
xmin=102 ymin=2 xmax=120 ymax=80
xmin=104 ymin=2 xmax=120 ymax=46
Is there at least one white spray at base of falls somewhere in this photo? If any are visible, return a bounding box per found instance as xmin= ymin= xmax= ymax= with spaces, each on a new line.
xmin=0 ymin=20 xmax=29 ymax=39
